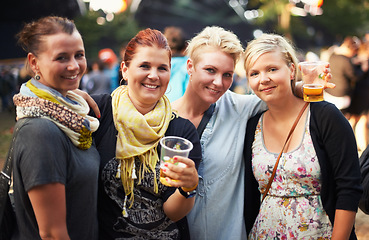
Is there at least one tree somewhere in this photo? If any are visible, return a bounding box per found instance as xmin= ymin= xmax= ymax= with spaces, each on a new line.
xmin=314 ymin=0 xmax=369 ymax=41
xmin=246 ymin=0 xmax=369 ymax=49
xmin=74 ymin=9 xmax=141 ymax=60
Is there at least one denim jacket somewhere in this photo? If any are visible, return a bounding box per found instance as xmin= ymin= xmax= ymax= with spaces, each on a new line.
xmin=186 ymin=90 xmax=266 ymax=240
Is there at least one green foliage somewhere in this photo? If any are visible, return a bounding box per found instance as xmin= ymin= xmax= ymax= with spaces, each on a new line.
xmin=243 ymin=0 xmax=369 ymax=48
xmin=74 ymin=10 xmax=141 ymax=60
xmin=73 ymin=0 xmax=369 ymax=56
xmin=314 ymin=0 xmax=369 ymax=39
xmin=248 ymin=0 xmax=288 ymax=22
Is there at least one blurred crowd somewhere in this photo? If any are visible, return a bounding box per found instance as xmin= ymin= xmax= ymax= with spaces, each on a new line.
xmin=0 ymin=60 xmax=31 ymax=113
xmin=320 ymin=32 xmax=369 ymax=152
xmin=80 ymin=48 xmax=121 ymax=95
xmin=0 ymin=46 xmax=123 ymax=113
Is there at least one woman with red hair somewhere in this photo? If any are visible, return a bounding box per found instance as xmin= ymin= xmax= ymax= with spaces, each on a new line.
xmin=91 ymin=28 xmax=201 ymax=239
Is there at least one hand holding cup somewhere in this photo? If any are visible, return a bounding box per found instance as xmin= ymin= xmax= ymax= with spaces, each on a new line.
xmin=159 ymin=136 xmax=195 ymax=187
xmin=161 ymin=156 xmax=198 ymax=189
xmin=298 ymin=61 xmax=334 ymax=102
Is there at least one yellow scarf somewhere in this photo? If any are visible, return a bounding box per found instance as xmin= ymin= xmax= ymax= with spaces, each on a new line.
xmin=111 ymin=85 xmax=172 ymax=206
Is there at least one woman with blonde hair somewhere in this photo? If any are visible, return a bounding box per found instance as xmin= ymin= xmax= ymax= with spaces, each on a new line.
xmin=172 ymin=26 xmax=254 ymax=239
xmin=172 ymin=26 xmax=333 ymax=239
xmin=243 ymin=33 xmax=362 ymax=239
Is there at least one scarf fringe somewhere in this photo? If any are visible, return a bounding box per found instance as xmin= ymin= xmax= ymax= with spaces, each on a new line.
xmin=112 ymin=85 xmax=172 ymax=212
xmin=116 ymin=147 xmax=159 ymax=208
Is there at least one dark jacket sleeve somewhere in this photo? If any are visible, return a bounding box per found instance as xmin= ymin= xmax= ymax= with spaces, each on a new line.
xmin=243 ymin=112 xmax=263 ymax=235
xmin=359 ymin=145 xmax=369 ymax=214
xmin=310 ymin=102 xmax=362 ymax=236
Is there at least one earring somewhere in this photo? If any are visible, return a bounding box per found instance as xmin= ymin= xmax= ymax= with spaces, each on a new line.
xmin=35 ymin=74 xmax=40 ymax=81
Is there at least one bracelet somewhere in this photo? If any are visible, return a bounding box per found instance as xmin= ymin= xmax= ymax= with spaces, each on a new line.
xmin=178 ymin=187 xmax=196 ymax=198
xmin=181 ymin=182 xmax=198 ymax=192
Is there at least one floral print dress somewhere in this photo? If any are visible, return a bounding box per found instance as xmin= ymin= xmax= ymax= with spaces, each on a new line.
xmin=249 ymin=111 xmax=333 ymax=239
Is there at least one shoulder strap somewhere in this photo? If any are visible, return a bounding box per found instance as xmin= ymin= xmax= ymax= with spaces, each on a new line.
xmin=0 ymin=119 xmax=27 ymax=225
xmin=0 ymin=122 xmax=23 ymax=186
xmin=262 ymin=102 xmax=309 ymax=202
xmin=197 ymin=103 xmax=215 ymax=138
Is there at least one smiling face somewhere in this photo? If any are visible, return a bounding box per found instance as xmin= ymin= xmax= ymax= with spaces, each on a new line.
xmin=188 ymin=48 xmax=235 ymax=105
xmin=122 ymin=46 xmax=171 ymax=114
xmin=28 ymin=31 xmax=86 ymax=96
xmin=247 ymin=50 xmax=295 ymax=104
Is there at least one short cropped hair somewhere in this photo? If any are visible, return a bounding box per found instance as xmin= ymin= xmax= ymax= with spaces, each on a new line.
xmin=185 ymin=26 xmax=244 ymax=67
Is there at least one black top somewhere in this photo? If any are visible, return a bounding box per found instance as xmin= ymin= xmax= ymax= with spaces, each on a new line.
xmin=91 ymin=94 xmax=201 ymax=240
xmin=243 ymin=101 xmax=362 ymax=239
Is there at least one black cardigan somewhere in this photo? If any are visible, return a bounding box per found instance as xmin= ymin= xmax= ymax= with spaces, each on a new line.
xmin=243 ymin=101 xmax=363 ymax=239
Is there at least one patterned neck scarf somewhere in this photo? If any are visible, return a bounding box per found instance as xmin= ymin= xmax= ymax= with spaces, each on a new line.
xmin=13 ymin=79 xmax=99 ymax=150
xmin=111 ymin=85 xmax=172 ymax=209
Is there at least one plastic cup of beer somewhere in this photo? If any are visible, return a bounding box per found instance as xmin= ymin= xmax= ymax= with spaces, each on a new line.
xmin=299 ymin=61 xmax=327 ymax=102
xmin=303 ymin=84 xmax=324 ymax=102
xmin=159 ymin=136 xmax=193 ymax=186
